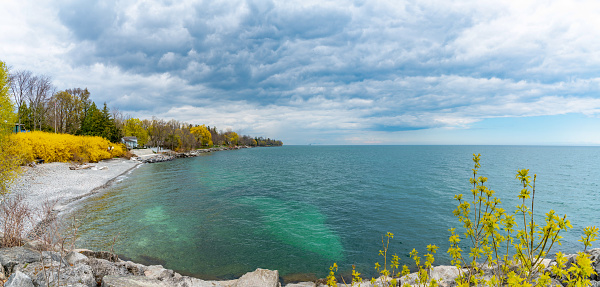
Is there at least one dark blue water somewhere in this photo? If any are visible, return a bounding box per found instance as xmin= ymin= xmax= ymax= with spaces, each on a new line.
xmin=72 ymin=146 xmax=600 ymax=281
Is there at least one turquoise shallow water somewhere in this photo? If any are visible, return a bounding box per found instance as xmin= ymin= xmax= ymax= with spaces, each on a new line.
xmin=71 ymin=146 xmax=600 ymax=281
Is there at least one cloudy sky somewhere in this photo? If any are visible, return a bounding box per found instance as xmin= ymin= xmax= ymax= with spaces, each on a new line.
xmin=2 ymin=0 xmax=600 ymax=145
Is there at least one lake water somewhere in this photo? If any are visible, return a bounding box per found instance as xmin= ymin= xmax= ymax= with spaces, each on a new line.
xmin=70 ymin=145 xmax=600 ymax=282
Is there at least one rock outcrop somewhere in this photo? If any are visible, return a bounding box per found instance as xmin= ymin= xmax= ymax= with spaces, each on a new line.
xmin=3 ymin=246 xmax=600 ymax=287
xmin=133 ymin=146 xmax=252 ymax=164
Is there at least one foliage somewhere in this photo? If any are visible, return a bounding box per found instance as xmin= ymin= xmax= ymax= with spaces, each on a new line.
xmin=190 ymin=124 xmax=212 ymax=147
xmin=11 ymin=131 xmax=126 ymax=163
xmin=224 ymin=131 xmax=239 ymax=146
xmin=123 ymin=118 xmax=149 ymax=146
xmin=327 ymin=154 xmax=598 ymax=287
xmin=78 ymin=102 xmax=121 ymax=142
xmin=1 ymin=60 xmax=22 ymax=195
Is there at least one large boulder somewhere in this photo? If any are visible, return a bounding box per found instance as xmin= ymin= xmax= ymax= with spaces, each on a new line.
xmin=233 ymin=268 xmax=280 ymax=287
xmin=65 ymin=251 xmax=90 ymax=266
xmin=88 ymin=258 xmax=132 ymax=285
xmin=0 ymin=247 xmax=40 ymax=273
xmin=4 ymin=271 xmax=35 ymax=287
xmin=116 ymin=260 xmax=148 ymax=276
xmin=19 ymin=260 xmax=96 ymax=287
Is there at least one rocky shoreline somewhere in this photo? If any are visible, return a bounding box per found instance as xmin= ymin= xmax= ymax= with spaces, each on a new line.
xmin=134 ymin=146 xmax=252 ymax=163
xmin=6 ymin=147 xmax=600 ymax=286
xmin=3 ymin=243 xmax=600 ymax=287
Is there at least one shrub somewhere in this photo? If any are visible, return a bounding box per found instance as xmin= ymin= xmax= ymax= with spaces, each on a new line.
xmin=327 ymin=154 xmax=598 ymax=287
xmin=11 ymin=131 xmax=126 ymax=163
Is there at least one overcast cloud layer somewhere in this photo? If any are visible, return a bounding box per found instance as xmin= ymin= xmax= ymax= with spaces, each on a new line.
xmin=2 ymin=0 xmax=600 ymax=144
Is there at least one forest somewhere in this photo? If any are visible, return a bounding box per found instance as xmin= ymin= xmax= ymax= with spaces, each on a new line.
xmin=8 ymin=68 xmax=283 ymax=151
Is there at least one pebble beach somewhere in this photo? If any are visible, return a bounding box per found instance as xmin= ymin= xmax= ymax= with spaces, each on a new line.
xmin=7 ymin=158 xmax=140 ymax=216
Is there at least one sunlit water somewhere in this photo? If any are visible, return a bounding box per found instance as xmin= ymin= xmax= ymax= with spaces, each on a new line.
xmin=69 ymin=146 xmax=600 ymax=282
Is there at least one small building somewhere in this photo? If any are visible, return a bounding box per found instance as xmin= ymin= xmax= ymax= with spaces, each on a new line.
xmin=13 ymin=123 xmax=25 ymax=133
xmin=121 ymin=136 xmax=138 ymax=149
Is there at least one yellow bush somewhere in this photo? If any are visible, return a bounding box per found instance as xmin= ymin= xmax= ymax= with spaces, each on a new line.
xmin=10 ymin=131 xmax=126 ymax=163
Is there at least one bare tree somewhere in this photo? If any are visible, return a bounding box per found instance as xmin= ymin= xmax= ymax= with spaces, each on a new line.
xmin=9 ymin=70 xmax=34 ymax=125
xmin=28 ymin=75 xmax=54 ymax=131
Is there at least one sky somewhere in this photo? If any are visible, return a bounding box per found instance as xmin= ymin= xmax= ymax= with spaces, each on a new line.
xmin=1 ymin=0 xmax=600 ymax=145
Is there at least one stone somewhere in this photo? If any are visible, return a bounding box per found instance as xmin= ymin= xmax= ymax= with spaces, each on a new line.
xmin=116 ymin=260 xmax=147 ymax=276
xmin=4 ymin=271 xmax=35 ymax=287
xmin=65 ymin=251 xmax=89 ymax=266
xmin=20 ymin=260 xmax=96 ymax=287
xmin=0 ymin=247 xmax=40 ymax=273
xmin=80 ymin=250 xmax=119 ymax=262
xmin=22 ymin=240 xmax=47 ymax=251
xmin=232 ymin=268 xmax=280 ymax=287
xmin=144 ymin=264 xmax=172 ymax=280
xmin=285 ymin=282 xmax=316 ymax=287
xmin=88 ymin=258 xmax=131 ymax=285
xmin=102 ymin=275 xmax=171 ymax=287
xmin=430 ymin=265 xmax=461 ymax=283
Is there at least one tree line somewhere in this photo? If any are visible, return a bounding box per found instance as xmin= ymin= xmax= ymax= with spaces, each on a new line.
xmin=5 ymin=67 xmax=283 ymax=151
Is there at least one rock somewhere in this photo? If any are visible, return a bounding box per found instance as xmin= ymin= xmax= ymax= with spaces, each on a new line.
xmin=22 ymin=240 xmax=47 ymax=251
xmin=4 ymin=271 xmax=35 ymax=287
xmin=430 ymin=265 xmax=461 ymax=283
xmin=144 ymin=265 xmax=172 ymax=280
xmin=116 ymin=260 xmax=147 ymax=276
xmin=65 ymin=251 xmax=89 ymax=266
xmin=80 ymin=250 xmax=119 ymax=262
xmin=285 ymin=282 xmax=316 ymax=287
xmin=0 ymin=247 xmax=40 ymax=273
xmin=20 ymin=260 xmax=96 ymax=287
xmin=88 ymin=258 xmax=131 ymax=285
xmin=233 ymin=268 xmax=280 ymax=287
xmin=102 ymin=275 xmax=171 ymax=287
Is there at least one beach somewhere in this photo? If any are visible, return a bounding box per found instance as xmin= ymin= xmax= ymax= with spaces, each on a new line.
xmin=7 ymin=158 xmax=140 ymax=216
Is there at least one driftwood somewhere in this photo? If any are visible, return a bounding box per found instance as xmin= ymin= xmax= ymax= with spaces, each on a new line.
xmin=69 ymin=164 xmax=94 ymax=170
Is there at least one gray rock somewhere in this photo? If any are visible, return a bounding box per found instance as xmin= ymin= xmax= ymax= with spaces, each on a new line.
xmin=20 ymin=260 xmax=96 ymax=287
xmin=102 ymin=275 xmax=171 ymax=287
xmin=285 ymin=282 xmax=316 ymax=287
xmin=430 ymin=265 xmax=461 ymax=283
xmin=65 ymin=251 xmax=89 ymax=266
xmin=4 ymin=271 xmax=34 ymax=287
xmin=80 ymin=250 xmax=119 ymax=262
xmin=88 ymin=258 xmax=131 ymax=284
xmin=144 ymin=264 xmax=172 ymax=280
xmin=233 ymin=268 xmax=280 ymax=287
xmin=116 ymin=260 xmax=147 ymax=276
xmin=0 ymin=263 xmax=5 ymax=280
xmin=0 ymin=247 xmax=40 ymax=273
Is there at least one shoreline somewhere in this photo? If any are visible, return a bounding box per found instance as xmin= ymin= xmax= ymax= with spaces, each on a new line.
xmin=1 ymin=146 xmax=324 ymax=287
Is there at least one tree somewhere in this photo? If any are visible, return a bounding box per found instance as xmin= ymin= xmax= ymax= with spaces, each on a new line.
xmin=224 ymin=131 xmax=239 ymax=146
xmin=9 ymin=69 xmax=33 ymax=126
xmin=190 ymin=124 xmax=212 ymax=147
xmin=123 ymin=118 xmax=149 ymax=146
xmin=0 ymin=60 xmax=21 ymax=195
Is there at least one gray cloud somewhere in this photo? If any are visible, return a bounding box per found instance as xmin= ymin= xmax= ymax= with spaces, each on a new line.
xmin=3 ymin=0 xmax=600 ymax=144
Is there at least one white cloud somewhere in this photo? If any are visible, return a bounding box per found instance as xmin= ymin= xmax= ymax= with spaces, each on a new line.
xmin=1 ymin=0 xmax=600 ymax=144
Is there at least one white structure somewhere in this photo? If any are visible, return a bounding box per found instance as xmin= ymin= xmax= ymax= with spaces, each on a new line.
xmin=121 ymin=136 xmax=138 ymax=149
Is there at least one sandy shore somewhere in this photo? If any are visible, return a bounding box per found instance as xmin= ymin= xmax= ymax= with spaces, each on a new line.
xmin=7 ymin=158 xmax=140 ymax=216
